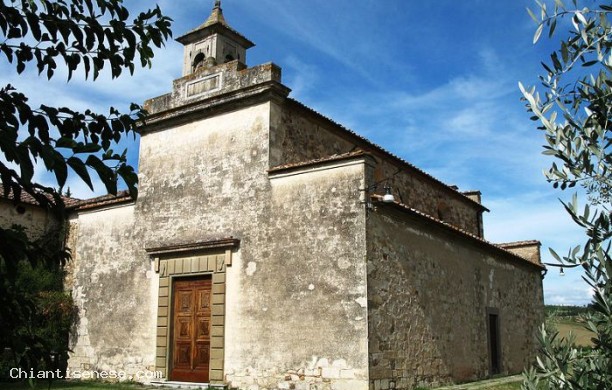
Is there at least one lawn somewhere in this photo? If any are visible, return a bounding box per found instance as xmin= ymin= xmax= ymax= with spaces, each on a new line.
xmin=0 ymin=381 xmax=153 ymax=389
xmin=550 ymin=318 xmax=595 ymax=347
xmin=2 ymin=380 xmax=523 ymax=390
xmin=484 ymin=383 xmax=521 ymax=390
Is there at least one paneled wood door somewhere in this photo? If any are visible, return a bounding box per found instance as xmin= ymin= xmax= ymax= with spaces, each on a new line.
xmin=170 ymin=276 xmax=211 ymax=382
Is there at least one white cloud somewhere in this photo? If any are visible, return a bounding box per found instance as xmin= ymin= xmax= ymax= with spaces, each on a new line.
xmin=282 ymin=56 xmax=320 ymax=101
xmin=545 ymin=278 xmax=594 ymax=306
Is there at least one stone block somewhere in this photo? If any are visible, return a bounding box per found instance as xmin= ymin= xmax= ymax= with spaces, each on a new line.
xmin=315 ymin=358 xmax=329 ymax=368
xmin=304 ymin=368 xmax=318 ymax=377
xmin=339 ymin=369 xmax=355 ymax=379
xmin=321 ymin=367 xmax=340 ymax=379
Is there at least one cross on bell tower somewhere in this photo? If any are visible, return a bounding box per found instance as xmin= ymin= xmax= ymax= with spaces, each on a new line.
xmin=176 ymin=0 xmax=255 ymax=76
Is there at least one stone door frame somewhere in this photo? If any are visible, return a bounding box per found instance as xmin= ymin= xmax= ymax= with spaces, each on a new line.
xmin=147 ymin=238 xmax=239 ymax=385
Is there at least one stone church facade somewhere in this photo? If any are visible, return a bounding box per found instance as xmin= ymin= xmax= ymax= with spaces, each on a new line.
xmin=7 ymin=3 xmax=545 ymax=390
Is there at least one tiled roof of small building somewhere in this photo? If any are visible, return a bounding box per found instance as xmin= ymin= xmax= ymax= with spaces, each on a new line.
xmin=498 ymin=240 xmax=541 ymax=248
xmin=71 ymin=190 xmax=134 ymax=211
xmin=2 ymin=187 xmax=135 ymax=212
xmin=2 ymin=188 xmax=81 ymax=208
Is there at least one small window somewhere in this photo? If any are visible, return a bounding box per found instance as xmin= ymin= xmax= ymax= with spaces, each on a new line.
xmin=192 ymin=52 xmax=205 ymax=72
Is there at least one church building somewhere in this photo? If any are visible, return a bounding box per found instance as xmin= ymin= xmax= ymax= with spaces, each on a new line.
xmin=47 ymin=2 xmax=544 ymax=389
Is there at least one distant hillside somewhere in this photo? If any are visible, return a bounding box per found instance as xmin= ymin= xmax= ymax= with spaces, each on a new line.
xmin=545 ymin=305 xmax=593 ymax=318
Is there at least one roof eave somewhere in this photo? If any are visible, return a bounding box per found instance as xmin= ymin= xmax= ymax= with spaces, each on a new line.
xmin=176 ymin=23 xmax=255 ymax=49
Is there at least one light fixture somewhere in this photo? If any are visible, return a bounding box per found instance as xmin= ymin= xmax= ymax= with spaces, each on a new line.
xmin=382 ymin=185 xmax=395 ymax=203
xmin=541 ymin=261 xmax=587 ymax=279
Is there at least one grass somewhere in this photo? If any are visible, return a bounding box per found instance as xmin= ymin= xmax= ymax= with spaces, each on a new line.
xmin=0 ymin=378 xmax=526 ymax=390
xmin=0 ymin=381 xmax=153 ymax=389
xmin=549 ymin=317 xmax=595 ymax=347
xmin=484 ymin=382 xmax=521 ymax=389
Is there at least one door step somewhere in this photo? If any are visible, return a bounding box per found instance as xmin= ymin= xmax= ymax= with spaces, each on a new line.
xmin=149 ymin=381 xmax=227 ymax=389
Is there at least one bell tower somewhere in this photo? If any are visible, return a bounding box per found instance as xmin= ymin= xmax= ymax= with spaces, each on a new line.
xmin=176 ymin=0 xmax=255 ymax=76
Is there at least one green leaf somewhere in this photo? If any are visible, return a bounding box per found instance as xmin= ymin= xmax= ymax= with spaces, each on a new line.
xmin=534 ymin=23 xmax=544 ymax=44
xmin=67 ymin=157 xmax=93 ymax=190
xmin=52 ymin=151 xmax=68 ymax=188
xmin=16 ymin=144 xmax=34 ymax=183
xmin=527 ymin=7 xmax=539 ymax=23
xmin=549 ymin=19 xmax=557 ymax=38
xmin=551 ymin=52 xmax=562 ymax=71
xmin=86 ymin=155 xmax=116 ymax=194
xmin=549 ymin=248 xmax=562 ymax=262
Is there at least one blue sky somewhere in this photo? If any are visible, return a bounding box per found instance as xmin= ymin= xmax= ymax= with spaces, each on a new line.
xmin=0 ymin=0 xmax=592 ymax=305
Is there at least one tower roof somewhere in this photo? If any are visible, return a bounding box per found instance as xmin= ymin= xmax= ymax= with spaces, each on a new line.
xmin=202 ymin=0 xmax=228 ymax=28
xmin=176 ymin=0 xmax=254 ymax=49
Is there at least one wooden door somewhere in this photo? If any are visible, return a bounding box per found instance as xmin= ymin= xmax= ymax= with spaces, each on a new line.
xmin=170 ymin=276 xmax=211 ymax=382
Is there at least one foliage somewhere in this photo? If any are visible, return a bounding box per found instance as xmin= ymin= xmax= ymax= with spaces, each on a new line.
xmin=0 ymin=0 xmax=172 ymax=384
xmin=0 ymin=0 xmax=172 ymax=210
xmin=0 ymin=226 xmax=78 ymax=383
xmin=519 ymin=0 xmax=612 ymax=388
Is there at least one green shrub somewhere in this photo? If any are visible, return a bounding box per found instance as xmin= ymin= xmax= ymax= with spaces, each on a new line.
xmin=0 ymin=261 xmax=77 ymax=383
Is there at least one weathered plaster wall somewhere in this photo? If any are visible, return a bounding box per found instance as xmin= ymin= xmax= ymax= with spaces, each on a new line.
xmin=366 ymin=208 xmax=544 ymax=390
xmin=136 ymin=103 xmax=271 ymax=247
xmin=234 ymin=160 xmax=370 ymax=390
xmin=136 ymin=103 xmax=367 ymax=389
xmin=136 ymin=101 xmax=370 ymax=389
xmin=0 ymin=198 xmax=55 ymax=239
xmin=270 ymin=102 xmax=483 ymax=237
xmin=144 ymin=61 xmax=284 ymax=115
xmin=68 ymin=204 xmax=157 ymax=380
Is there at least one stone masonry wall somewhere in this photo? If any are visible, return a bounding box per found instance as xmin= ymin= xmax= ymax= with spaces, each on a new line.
xmin=67 ymin=204 xmax=157 ymax=381
xmin=270 ymin=101 xmax=483 ymax=236
xmin=366 ymin=208 xmax=544 ymax=390
xmin=499 ymin=241 xmax=541 ymax=266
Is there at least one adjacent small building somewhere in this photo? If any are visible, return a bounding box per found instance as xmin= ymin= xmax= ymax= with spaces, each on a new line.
xmin=5 ymin=3 xmax=545 ymax=390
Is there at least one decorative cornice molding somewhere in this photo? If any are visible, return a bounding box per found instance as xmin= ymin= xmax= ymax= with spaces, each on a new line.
xmin=145 ymin=237 xmax=240 ymax=256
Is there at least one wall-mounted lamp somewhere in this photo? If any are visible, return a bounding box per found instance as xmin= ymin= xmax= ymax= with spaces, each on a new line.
xmin=382 ymin=185 xmax=395 ymax=203
xmin=360 ymin=181 xmax=397 ymax=211
xmin=541 ymin=261 xmax=586 ymax=278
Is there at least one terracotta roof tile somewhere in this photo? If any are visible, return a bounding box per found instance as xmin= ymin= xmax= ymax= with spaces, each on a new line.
xmin=268 ymin=150 xmax=369 ymax=174
xmin=2 ymin=188 xmax=80 ymax=208
xmin=72 ymin=190 xmax=134 ymax=211
xmin=497 ymin=240 xmax=541 ymax=248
